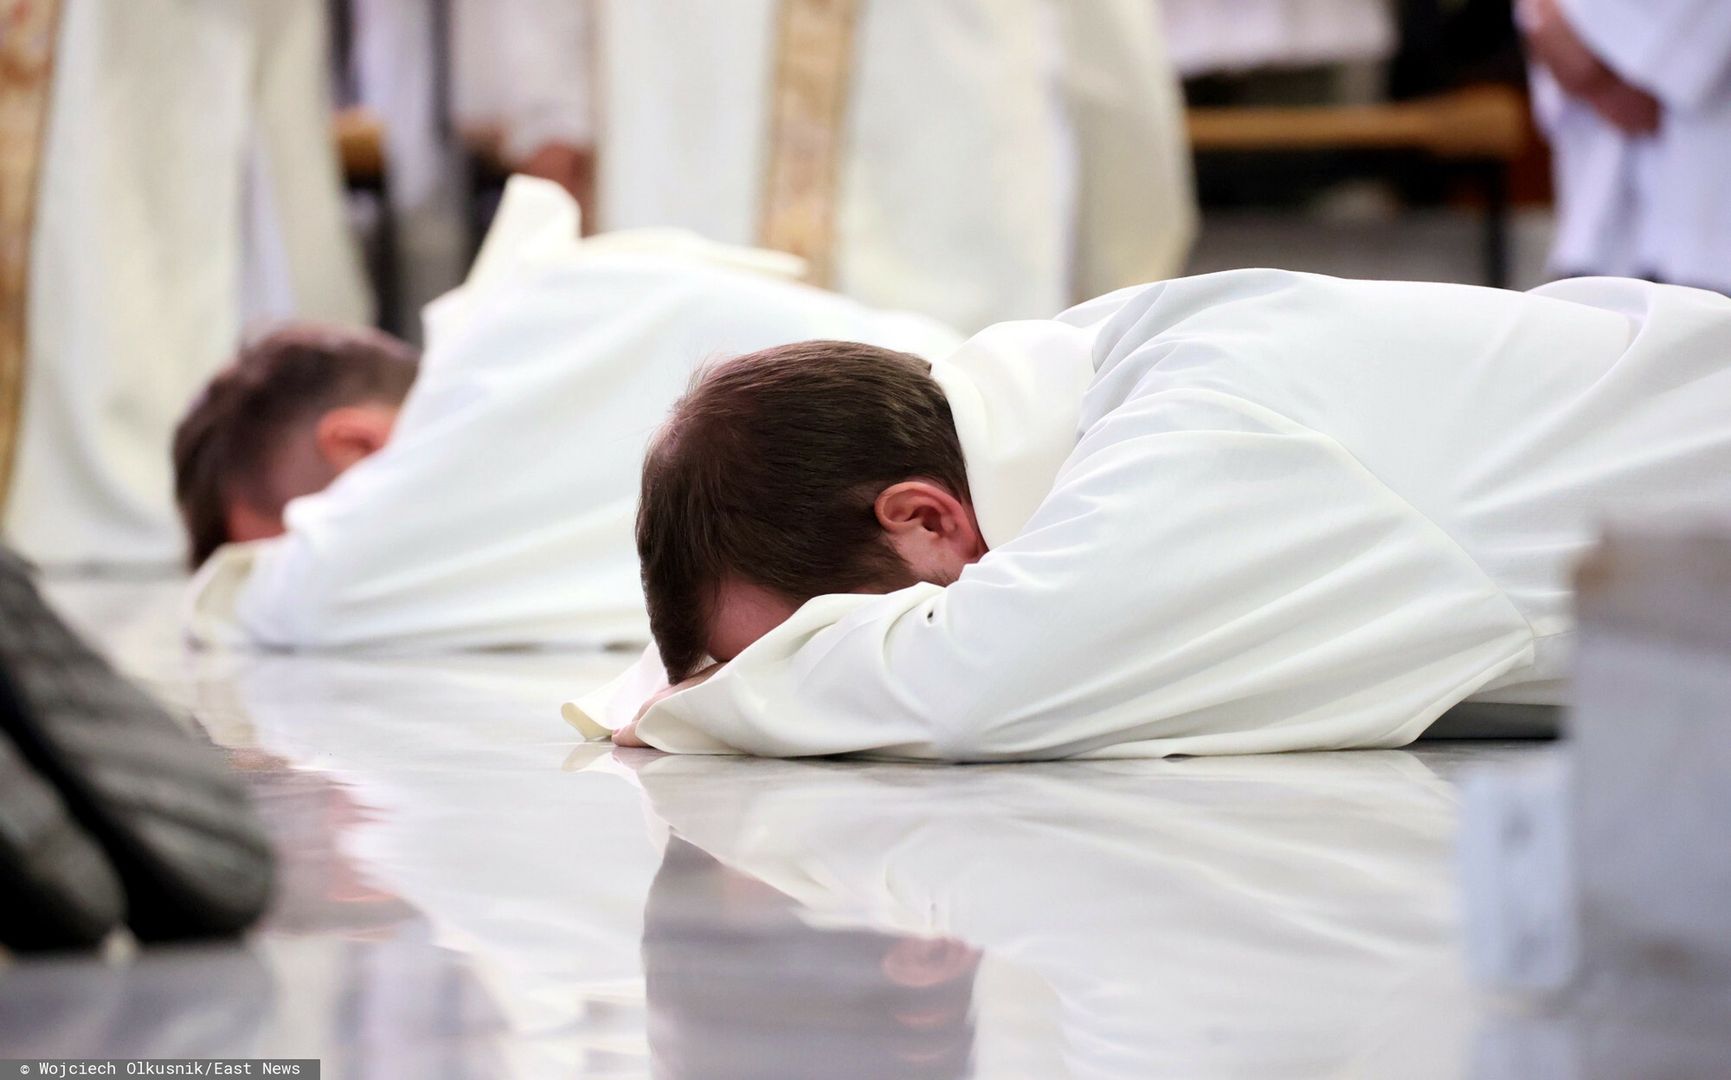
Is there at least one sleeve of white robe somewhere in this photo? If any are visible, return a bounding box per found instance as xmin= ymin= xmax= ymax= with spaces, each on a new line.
xmin=493 ymin=0 xmax=596 ymax=161
xmin=1057 ymin=0 xmax=1198 ymax=296
xmin=631 ymin=390 xmax=1536 ymax=761
xmin=1558 ymin=0 xmax=1731 ymax=111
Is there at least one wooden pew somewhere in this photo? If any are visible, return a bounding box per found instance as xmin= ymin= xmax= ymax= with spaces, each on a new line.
xmin=1186 ymin=84 xmax=1533 ymax=287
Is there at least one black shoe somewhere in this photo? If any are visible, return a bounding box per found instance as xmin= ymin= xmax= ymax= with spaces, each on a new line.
xmin=0 ymin=547 xmax=273 ymax=943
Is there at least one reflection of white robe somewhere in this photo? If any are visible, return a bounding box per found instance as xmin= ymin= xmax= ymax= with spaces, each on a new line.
xmin=227 ymin=652 xmax=657 ymax=1075
xmin=5 ymin=0 xmax=369 ymax=567
xmin=595 ymin=0 xmax=1196 ymax=332
xmin=1534 ymin=0 xmax=1731 ymax=291
xmin=629 ymin=752 xmax=1471 ymax=1079
xmin=582 ymin=272 xmax=1731 ymax=759
xmin=186 ymin=180 xmax=962 ymax=650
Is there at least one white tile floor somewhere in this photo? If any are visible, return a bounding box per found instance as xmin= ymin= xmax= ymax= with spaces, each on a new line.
xmin=0 ymin=576 xmax=1570 ymax=1079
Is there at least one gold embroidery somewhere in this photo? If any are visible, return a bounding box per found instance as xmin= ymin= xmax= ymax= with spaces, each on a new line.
xmin=758 ymin=0 xmax=858 ymax=288
xmin=0 ymin=0 xmax=61 ymax=507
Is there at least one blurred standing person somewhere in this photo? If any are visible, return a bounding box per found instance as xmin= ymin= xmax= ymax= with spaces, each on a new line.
xmin=347 ymin=0 xmax=596 ymax=335
xmin=2 ymin=0 xmax=369 ymax=567
xmin=1520 ymin=0 xmax=1731 ymax=293
xmin=453 ymin=0 xmax=595 ymax=209
xmin=593 ymin=0 xmax=1197 ymax=332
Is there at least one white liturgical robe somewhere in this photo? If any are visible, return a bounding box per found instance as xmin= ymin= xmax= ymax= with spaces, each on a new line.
xmin=572 ymin=271 xmax=1731 ymax=759
xmin=6 ymin=0 xmax=369 ymax=566
xmin=594 ymin=0 xmax=1195 ymax=332
xmin=185 ymin=179 xmax=961 ymax=650
xmin=1531 ymin=0 xmax=1731 ymax=292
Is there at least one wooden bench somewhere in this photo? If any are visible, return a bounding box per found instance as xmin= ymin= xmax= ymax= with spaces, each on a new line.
xmin=333 ymin=106 xmax=387 ymax=185
xmin=1186 ymin=84 xmax=1532 ymax=287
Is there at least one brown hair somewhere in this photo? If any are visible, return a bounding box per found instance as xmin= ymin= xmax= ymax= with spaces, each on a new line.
xmin=172 ymin=324 xmax=420 ymax=568
xmin=637 ymin=341 xmax=971 ymax=681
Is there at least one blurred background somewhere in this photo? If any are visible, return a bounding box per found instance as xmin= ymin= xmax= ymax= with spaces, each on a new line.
xmin=2 ymin=0 xmax=1724 ymax=569
xmin=323 ymin=0 xmax=1555 ymax=336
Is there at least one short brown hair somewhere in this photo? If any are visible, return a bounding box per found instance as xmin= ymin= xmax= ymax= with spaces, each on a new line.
xmin=637 ymin=341 xmax=971 ymax=681
xmin=172 ymin=324 xmax=420 ymax=568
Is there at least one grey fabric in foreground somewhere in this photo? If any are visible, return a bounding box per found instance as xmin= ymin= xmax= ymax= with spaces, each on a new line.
xmin=0 ymin=723 xmax=125 ymax=951
xmin=0 ymin=546 xmax=273 ymax=947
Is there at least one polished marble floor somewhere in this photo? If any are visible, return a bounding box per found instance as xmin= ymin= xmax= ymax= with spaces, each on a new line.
xmin=2 ymin=576 xmax=1570 ymax=1079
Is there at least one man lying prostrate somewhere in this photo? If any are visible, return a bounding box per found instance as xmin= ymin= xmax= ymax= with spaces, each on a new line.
xmin=176 ymin=177 xmax=962 ymax=650
xmin=574 ymin=270 xmax=1731 ymax=759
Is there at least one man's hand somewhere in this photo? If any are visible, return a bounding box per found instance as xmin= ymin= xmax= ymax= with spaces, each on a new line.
xmin=1519 ymin=0 xmax=1661 ymax=136
xmin=612 ymin=664 xmax=723 ymax=748
xmin=517 ymin=141 xmax=598 ymax=233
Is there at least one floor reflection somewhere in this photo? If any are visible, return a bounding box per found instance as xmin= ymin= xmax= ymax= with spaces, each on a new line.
xmin=6 ymin=579 xmax=1509 ymax=1079
xmin=223 ymin=652 xmax=658 ymax=1076
xmin=0 ymin=749 xmax=512 ymax=1077
xmin=644 ymin=837 xmax=980 ymax=1079
xmin=623 ymin=752 xmax=1475 ymax=1079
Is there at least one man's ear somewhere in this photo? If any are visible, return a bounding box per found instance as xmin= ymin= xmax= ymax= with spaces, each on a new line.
xmin=313 ymin=404 xmax=398 ymax=473
xmin=874 ymin=481 xmax=970 ymax=540
xmin=873 ymin=482 xmax=988 ymax=583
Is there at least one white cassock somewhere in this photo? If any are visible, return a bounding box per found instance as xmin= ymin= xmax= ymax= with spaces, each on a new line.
xmin=572 ymin=270 xmax=1731 ymax=759
xmin=185 ymin=179 xmax=962 ymax=651
xmin=626 ymin=752 xmax=1470 ymax=1078
xmin=1530 ymin=0 xmax=1731 ymax=292
xmin=4 ymin=0 xmax=370 ymax=567
xmin=594 ymin=0 xmax=1196 ymax=332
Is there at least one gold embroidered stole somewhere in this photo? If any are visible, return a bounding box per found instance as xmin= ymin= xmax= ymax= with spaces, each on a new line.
xmin=0 ymin=0 xmax=61 ymax=507
xmin=757 ymin=0 xmax=859 ymax=287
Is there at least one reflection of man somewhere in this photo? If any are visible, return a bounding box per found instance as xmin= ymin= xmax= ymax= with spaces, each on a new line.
xmin=178 ymin=179 xmax=960 ymax=650
xmin=587 ymin=272 xmax=1731 ymax=759
xmin=226 ymin=648 xmax=977 ymax=1074
xmin=628 ymin=753 xmax=1470 ymax=1077
xmin=1519 ymin=0 xmax=1731 ymax=293
xmin=643 ymin=836 xmax=979 ymax=1080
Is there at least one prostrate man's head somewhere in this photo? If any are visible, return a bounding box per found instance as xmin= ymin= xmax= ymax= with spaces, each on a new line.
xmin=637 ymin=341 xmax=986 ymax=681
xmin=173 ymin=325 xmax=420 ymax=567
